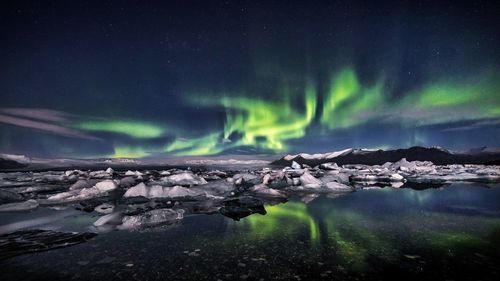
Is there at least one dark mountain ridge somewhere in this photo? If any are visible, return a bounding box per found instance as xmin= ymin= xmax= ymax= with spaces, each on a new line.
xmin=271 ymin=146 xmax=500 ymax=167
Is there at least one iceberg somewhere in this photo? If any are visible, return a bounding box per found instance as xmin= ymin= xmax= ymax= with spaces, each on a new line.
xmin=119 ymin=208 xmax=185 ymax=229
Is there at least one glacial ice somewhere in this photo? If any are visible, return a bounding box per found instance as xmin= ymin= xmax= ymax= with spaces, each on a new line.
xmin=291 ymin=161 xmax=301 ymax=169
xmin=0 ymin=157 xmax=499 ymax=231
xmin=123 ymin=183 xmax=204 ymax=199
xmin=94 ymin=180 xmax=118 ymax=192
xmin=299 ymin=171 xmax=323 ymax=188
xmin=325 ymin=181 xmax=353 ymax=191
xmin=119 ymin=208 xmax=185 ymax=229
xmin=69 ymin=179 xmax=96 ymax=190
xmin=160 ymin=186 xmax=204 ymax=198
xmin=123 ymin=182 xmax=148 ymax=197
xmin=163 ymin=172 xmax=207 ymax=186
xmin=250 ymin=184 xmax=286 ymax=198
xmin=125 ymin=170 xmax=143 ymax=177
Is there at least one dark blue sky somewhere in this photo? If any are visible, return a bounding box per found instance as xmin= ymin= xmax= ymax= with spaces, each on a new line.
xmin=0 ymin=0 xmax=499 ymax=158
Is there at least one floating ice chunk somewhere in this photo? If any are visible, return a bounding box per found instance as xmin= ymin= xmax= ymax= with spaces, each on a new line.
xmin=411 ymin=165 xmax=437 ymax=174
xmin=47 ymin=190 xmax=80 ymax=201
xmin=391 ymin=182 xmax=404 ymax=188
xmin=351 ymin=174 xmax=379 ymax=182
xmin=467 ymin=166 xmax=500 ymax=177
xmin=251 ymin=184 xmax=286 ymax=197
xmin=69 ymin=179 xmax=95 ymax=190
xmin=46 ymin=186 xmax=110 ymax=204
xmin=160 ymin=170 xmax=170 ymax=176
xmin=196 ymin=180 xmax=235 ymax=197
xmin=118 ymin=176 xmax=136 ymax=188
xmin=389 ymin=173 xmax=404 ymax=181
xmin=64 ymin=170 xmax=88 ymax=178
xmin=125 ymin=170 xmax=143 ymax=177
xmin=123 ymin=182 xmax=148 ymax=197
xmin=79 ymin=187 xmax=109 ymax=197
xmin=148 ymin=185 xmax=165 ymax=198
xmin=89 ymin=170 xmax=112 ymax=179
xmin=119 ymin=208 xmax=185 ymax=229
xmin=94 ymin=180 xmax=117 ymax=192
xmin=262 ymin=174 xmax=271 ymax=185
xmin=232 ymin=173 xmax=260 ymax=186
xmin=291 ymin=161 xmax=301 ymax=169
xmin=299 ymin=171 xmax=322 ymax=186
xmin=264 ymin=172 xmax=292 ymax=189
xmin=201 ymin=170 xmax=228 ymax=181
xmin=320 ymin=162 xmax=339 ymax=170
xmin=391 ymin=158 xmax=417 ymax=172
xmin=166 ymin=172 xmax=207 ymax=186
xmin=325 ymin=181 xmax=353 ymax=191
xmin=303 ymin=183 xmax=322 ymax=189
xmin=161 ymin=186 xmax=203 ymax=198
xmin=381 ymin=162 xmax=392 ymax=168
xmin=123 ymin=183 xmax=207 ymax=199
xmin=65 ymin=170 xmax=75 ymax=177
xmin=0 ymin=199 xmax=39 ymax=212
xmin=321 ymin=173 xmax=350 ymax=184
xmin=283 ymin=167 xmax=305 ymax=177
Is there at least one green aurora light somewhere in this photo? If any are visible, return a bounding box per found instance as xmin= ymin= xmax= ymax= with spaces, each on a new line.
xmin=221 ymin=80 xmax=317 ymax=151
xmin=111 ymin=146 xmax=152 ymax=158
xmin=74 ymin=121 xmax=165 ymax=139
xmin=164 ymin=132 xmax=225 ymax=156
xmin=60 ymin=67 xmax=500 ymax=158
xmin=320 ymin=67 xmax=386 ymax=129
xmin=233 ymin=201 xmax=320 ymax=243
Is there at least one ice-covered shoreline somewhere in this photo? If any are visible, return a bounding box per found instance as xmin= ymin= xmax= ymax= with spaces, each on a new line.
xmin=1 ymin=158 xmax=499 ymax=229
xmin=0 ymin=158 xmax=499 ymax=258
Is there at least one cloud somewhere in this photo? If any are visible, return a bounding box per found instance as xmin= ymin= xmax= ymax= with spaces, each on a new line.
xmin=0 ymin=108 xmax=99 ymax=140
xmin=0 ymin=108 xmax=71 ymax=122
xmin=443 ymin=119 xmax=500 ymax=132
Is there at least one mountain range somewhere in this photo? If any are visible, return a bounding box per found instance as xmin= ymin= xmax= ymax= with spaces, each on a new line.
xmin=271 ymin=146 xmax=500 ymax=167
xmin=1 ymin=146 xmax=500 ymax=171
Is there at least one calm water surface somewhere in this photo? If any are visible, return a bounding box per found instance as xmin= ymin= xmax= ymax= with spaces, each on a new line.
xmin=1 ymin=183 xmax=500 ymax=281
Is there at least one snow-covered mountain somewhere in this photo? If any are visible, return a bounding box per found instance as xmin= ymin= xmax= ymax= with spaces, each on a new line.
xmin=272 ymin=146 xmax=500 ymax=167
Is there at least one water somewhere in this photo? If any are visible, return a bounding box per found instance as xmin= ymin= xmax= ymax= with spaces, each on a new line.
xmin=2 ymin=183 xmax=500 ymax=280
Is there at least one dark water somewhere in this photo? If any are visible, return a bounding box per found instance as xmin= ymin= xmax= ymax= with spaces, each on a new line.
xmin=2 ymin=183 xmax=500 ymax=281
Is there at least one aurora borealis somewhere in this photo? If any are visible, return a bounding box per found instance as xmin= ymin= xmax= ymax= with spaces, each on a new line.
xmin=0 ymin=0 xmax=499 ymax=158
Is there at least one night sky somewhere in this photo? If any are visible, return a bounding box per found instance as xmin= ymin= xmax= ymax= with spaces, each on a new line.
xmin=1 ymin=0 xmax=499 ymax=158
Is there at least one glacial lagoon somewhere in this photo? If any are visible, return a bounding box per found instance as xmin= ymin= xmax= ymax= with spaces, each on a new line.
xmin=1 ymin=182 xmax=500 ymax=281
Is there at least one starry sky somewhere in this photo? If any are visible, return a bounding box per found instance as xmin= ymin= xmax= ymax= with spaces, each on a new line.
xmin=1 ymin=0 xmax=499 ymax=158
